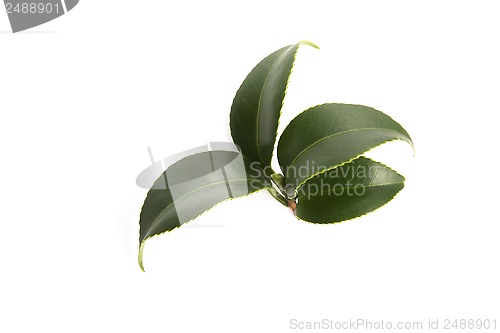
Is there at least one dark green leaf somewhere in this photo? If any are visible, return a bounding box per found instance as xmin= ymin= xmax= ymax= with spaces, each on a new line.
xmin=230 ymin=40 xmax=319 ymax=169
xmin=277 ymin=103 xmax=413 ymax=189
xmin=138 ymin=150 xmax=270 ymax=271
xmin=295 ymin=157 xmax=405 ymax=223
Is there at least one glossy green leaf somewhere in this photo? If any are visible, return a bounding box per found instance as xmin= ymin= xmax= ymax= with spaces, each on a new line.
xmin=277 ymin=103 xmax=413 ymax=189
xmin=295 ymin=157 xmax=405 ymax=223
xmin=139 ymin=150 xmax=270 ymax=271
xmin=230 ymin=40 xmax=319 ymax=169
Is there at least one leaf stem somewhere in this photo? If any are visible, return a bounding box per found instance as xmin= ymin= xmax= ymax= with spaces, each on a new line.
xmin=267 ymin=173 xmax=291 ymax=207
xmin=267 ymin=188 xmax=288 ymax=207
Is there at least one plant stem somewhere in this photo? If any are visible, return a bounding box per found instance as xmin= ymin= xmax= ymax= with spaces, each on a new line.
xmin=267 ymin=188 xmax=288 ymax=207
xmin=267 ymin=173 xmax=292 ymax=208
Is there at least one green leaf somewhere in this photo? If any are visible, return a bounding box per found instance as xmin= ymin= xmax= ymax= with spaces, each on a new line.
xmin=138 ymin=150 xmax=270 ymax=271
xmin=230 ymin=41 xmax=319 ymax=169
xmin=295 ymin=157 xmax=405 ymax=223
xmin=277 ymin=103 xmax=413 ymax=190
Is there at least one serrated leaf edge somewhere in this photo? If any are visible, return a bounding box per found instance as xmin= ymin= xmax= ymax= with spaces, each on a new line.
xmin=271 ymin=41 xmax=320 ymax=170
xmin=254 ymin=44 xmax=295 ymax=164
xmin=138 ymin=184 xmax=270 ymax=272
xmin=295 ymin=137 xmax=410 ymax=191
xmin=294 ymin=157 xmax=406 ymax=224
xmin=277 ymin=102 xmax=414 ymax=191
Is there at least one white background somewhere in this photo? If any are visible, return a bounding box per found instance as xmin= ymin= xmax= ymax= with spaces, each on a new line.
xmin=1 ymin=1 xmax=499 ymax=332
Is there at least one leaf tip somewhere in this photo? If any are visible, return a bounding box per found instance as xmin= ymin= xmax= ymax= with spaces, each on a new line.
xmin=298 ymin=40 xmax=320 ymax=50
xmin=138 ymin=241 xmax=146 ymax=272
xmin=404 ymin=137 xmax=416 ymax=157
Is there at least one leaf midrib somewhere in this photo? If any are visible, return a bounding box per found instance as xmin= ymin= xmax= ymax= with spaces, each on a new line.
xmin=288 ymin=127 xmax=404 ymax=168
xmin=143 ymin=178 xmax=265 ymax=240
xmin=298 ymin=181 xmax=404 ymax=198
xmin=255 ymin=45 xmax=293 ymax=164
